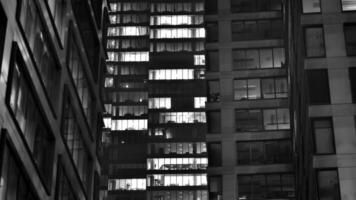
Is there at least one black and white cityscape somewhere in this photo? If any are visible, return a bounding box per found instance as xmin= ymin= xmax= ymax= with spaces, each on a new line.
xmin=0 ymin=0 xmax=355 ymax=200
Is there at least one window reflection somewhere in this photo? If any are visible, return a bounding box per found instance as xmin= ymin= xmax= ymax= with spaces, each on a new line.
xmin=235 ymin=108 xmax=290 ymax=131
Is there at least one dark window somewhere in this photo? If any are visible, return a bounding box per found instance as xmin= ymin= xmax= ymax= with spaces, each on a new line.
xmin=6 ymin=43 xmax=55 ymax=191
xmin=207 ymin=50 xmax=219 ymax=72
xmin=0 ymin=4 xmax=7 ymax=67
xmin=231 ymin=0 xmax=282 ymax=13
xmin=207 ymin=111 xmax=221 ymax=133
xmin=235 ymin=108 xmax=290 ymax=131
xmin=208 ymin=143 xmax=222 ymax=166
xmin=71 ymin=0 xmax=100 ymax=81
xmin=307 ymin=69 xmax=330 ymax=104
xmin=342 ymin=0 xmax=356 ymax=11
xmin=232 ymin=47 xmax=285 ymax=70
xmin=302 ymin=0 xmax=321 ymax=13
xmin=311 ymin=118 xmax=335 ymax=154
xmin=17 ymin=0 xmax=61 ymax=111
xmin=55 ymin=160 xmax=77 ymax=200
xmin=0 ymin=134 xmax=40 ymax=200
xmin=235 ymin=109 xmax=263 ymax=131
xmin=208 ymin=80 xmax=220 ymax=102
xmin=205 ymin=0 xmax=218 ymax=14
xmin=316 ymin=170 xmax=340 ymax=200
xmin=345 ymin=24 xmax=356 ymax=56
xmin=206 ymin=22 xmax=218 ymax=42
xmin=209 ymin=176 xmax=222 ymax=200
xmin=237 ymin=173 xmax=295 ymax=200
xmin=61 ymin=92 xmax=93 ymax=194
xmin=68 ymin=31 xmax=97 ymax=136
xmin=350 ymin=68 xmax=356 ymax=103
xmin=237 ymin=140 xmax=292 ymax=165
xmin=232 ymin=19 xmax=283 ymax=41
xmin=304 ymin=26 xmax=325 ymax=57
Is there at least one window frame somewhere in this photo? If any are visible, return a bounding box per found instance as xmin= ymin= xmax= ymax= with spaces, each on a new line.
xmin=0 ymin=129 xmax=41 ymax=200
xmin=0 ymin=4 xmax=7 ymax=71
xmin=5 ymin=42 xmax=55 ymax=195
xmin=235 ymin=108 xmax=290 ymax=132
xmin=349 ymin=67 xmax=356 ymax=103
xmin=303 ymin=25 xmax=326 ymax=58
xmin=315 ymin=168 xmax=341 ymax=200
xmin=232 ymin=47 xmax=285 ymax=70
xmin=60 ymin=85 xmax=93 ymax=197
xmin=15 ymin=0 xmax=62 ymax=118
xmin=66 ymin=21 xmax=96 ymax=141
xmin=55 ymin=156 xmax=78 ymax=200
xmin=306 ymin=69 xmax=331 ymax=105
xmin=236 ymin=138 xmax=292 ymax=165
xmin=344 ymin=23 xmax=356 ymax=56
xmin=43 ymin=0 xmax=67 ymax=48
xmin=311 ymin=117 xmax=336 ymax=155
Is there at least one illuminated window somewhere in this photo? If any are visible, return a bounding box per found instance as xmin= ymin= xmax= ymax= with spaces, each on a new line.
xmin=104 ymin=77 xmax=114 ymax=87
xmin=103 ymin=117 xmax=112 ymax=129
xmin=108 ymin=179 xmax=146 ymax=191
xmin=111 ymin=119 xmax=148 ymax=131
xmin=149 ymin=98 xmax=172 ymax=109
xmin=107 ymin=26 xmax=148 ymax=36
xmin=194 ymin=55 xmax=205 ymax=65
xmin=194 ymin=97 xmax=207 ymax=108
xmin=107 ymin=39 xmax=119 ymax=49
xmin=107 ymin=52 xmax=149 ymax=62
xmin=150 ymin=28 xmax=205 ymax=39
xmin=232 ymin=48 xmax=285 ymax=70
xmin=147 ymin=174 xmax=207 ymax=187
xmin=149 ymin=69 xmax=194 ymax=80
xmin=148 ymin=142 xmax=207 ymax=155
xmin=342 ymin=0 xmax=356 ymax=11
xmin=150 ymin=15 xmax=203 ymax=26
xmin=158 ymin=112 xmax=206 ymax=123
xmin=147 ymin=158 xmax=208 ymax=170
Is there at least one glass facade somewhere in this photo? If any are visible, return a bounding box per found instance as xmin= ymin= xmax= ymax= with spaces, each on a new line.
xmin=104 ymin=1 xmax=207 ymax=199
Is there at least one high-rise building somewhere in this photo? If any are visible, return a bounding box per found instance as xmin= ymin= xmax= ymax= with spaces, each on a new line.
xmin=0 ymin=0 xmax=107 ymax=200
xmin=204 ymin=0 xmax=295 ymax=199
xmin=102 ymin=0 xmax=208 ymax=200
xmin=289 ymin=0 xmax=356 ymax=199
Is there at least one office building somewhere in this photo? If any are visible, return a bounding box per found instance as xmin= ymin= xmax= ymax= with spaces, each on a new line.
xmin=289 ymin=0 xmax=356 ymax=199
xmin=204 ymin=0 xmax=295 ymax=199
xmin=102 ymin=0 xmax=208 ymax=200
xmin=0 ymin=0 xmax=107 ymax=199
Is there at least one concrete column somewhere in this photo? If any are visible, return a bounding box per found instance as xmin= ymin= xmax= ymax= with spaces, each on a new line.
xmin=324 ymin=24 xmax=346 ymax=57
xmin=333 ymin=116 xmax=356 ymax=154
xmin=329 ymin=69 xmax=352 ymax=104
xmin=223 ymin=173 xmax=236 ymax=200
